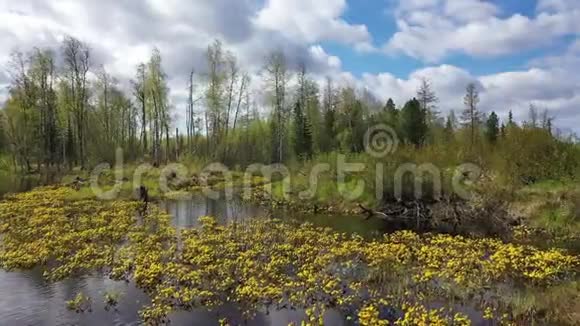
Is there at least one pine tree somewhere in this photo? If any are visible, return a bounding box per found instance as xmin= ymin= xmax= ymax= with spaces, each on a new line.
xmin=444 ymin=110 xmax=456 ymax=141
xmin=417 ymin=78 xmax=439 ymax=124
xmin=293 ymin=100 xmax=312 ymax=159
xmin=401 ymin=98 xmax=427 ymax=147
xmin=508 ymin=110 xmax=515 ymax=126
xmin=322 ymin=108 xmax=336 ymax=152
xmin=383 ymin=98 xmax=398 ymax=125
xmin=321 ymin=77 xmax=336 ymax=153
xmin=485 ymin=111 xmax=500 ymax=144
xmin=461 ymin=83 xmax=481 ymax=146
xmin=384 ymin=98 xmax=396 ymax=114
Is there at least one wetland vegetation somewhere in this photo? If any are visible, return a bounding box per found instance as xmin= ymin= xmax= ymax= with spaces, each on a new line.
xmin=1 ymin=36 xmax=580 ymax=325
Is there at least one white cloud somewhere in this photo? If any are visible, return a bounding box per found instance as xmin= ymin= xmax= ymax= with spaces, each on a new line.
xmin=254 ymin=0 xmax=373 ymax=51
xmin=537 ymin=0 xmax=580 ymax=12
xmin=356 ymin=60 xmax=580 ymax=132
xmin=360 ymin=65 xmax=478 ymax=115
xmin=385 ymin=0 xmax=580 ymax=62
xmin=309 ymin=45 xmax=342 ymax=71
xmin=2 ymin=0 xmax=580 ymax=133
xmin=0 ymin=0 xmax=357 ymax=120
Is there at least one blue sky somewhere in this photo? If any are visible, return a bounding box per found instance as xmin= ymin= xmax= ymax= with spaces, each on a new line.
xmin=325 ymin=0 xmax=571 ymax=77
xmin=1 ymin=0 xmax=580 ymax=131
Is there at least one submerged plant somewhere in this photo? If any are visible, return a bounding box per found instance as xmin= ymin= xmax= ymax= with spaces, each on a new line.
xmin=104 ymin=290 xmax=123 ymax=311
xmin=66 ymin=292 xmax=92 ymax=313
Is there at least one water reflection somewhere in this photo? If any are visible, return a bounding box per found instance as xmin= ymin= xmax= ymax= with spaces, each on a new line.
xmin=0 ymin=269 xmax=347 ymax=326
xmin=161 ymin=196 xmax=268 ymax=229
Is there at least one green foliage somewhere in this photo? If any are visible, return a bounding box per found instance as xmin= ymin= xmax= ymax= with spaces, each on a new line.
xmin=292 ymin=100 xmax=313 ymax=160
xmin=498 ymin=126 xmax=580 ymax=185
xmin=485 ymin=111 xmax=500 ymax=144
xmin=321 ymin=107 xmax=336 ymax=153
xmin=401 ymin=98 xmax=427 ymax=147
xmin=2 ymin=36 xmax=580 ymax=210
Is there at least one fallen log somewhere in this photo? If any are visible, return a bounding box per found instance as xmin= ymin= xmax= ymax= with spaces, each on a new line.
xmin=359 ymin=204 xmax=390 ymax=220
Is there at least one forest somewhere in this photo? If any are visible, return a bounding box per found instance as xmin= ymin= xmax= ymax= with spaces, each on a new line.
xmin=1 ymin=36 xmax=580 ymax=325
xmin=0 ymin=37 xmax=572 ymax=174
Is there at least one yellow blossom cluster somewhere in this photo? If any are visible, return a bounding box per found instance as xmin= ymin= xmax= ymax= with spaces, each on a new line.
xmin=1 ymin=187 xmax=579 ymax=325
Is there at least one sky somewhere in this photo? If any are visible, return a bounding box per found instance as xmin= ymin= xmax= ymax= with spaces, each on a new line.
xmin=1 ymin=0 xmax=580 ymax=132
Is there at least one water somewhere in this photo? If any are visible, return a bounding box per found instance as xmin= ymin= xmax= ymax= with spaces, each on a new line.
xmin=0 ymin=174 xmax=42 ymax=198
xmin=0 ymin=196 xmax=377 ymax=325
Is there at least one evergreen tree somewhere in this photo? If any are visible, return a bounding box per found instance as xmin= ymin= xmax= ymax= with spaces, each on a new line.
xmin=417 ymin=78 xmax=439 ymax=124
xmin=461 ymin=83 xmax=481 ymax=146
xmin=508 ymin=110 xmax=516 ymax=127
xmin=293 ymin=100 xmax=312 ymax=159
xmin=320 ymin=77 xmax=336 ymax=153
xmin=384 ymin=98 xmax=396 ymax=114
xmin=444 ymin=110 xmax=456 ymax=141
xmin=401 ymin=98 xmax=427 ymax=147
xmin=322 ymin=108 xmax=336 ymax=152
xmin=383 ymin=98 xmax=398 ymax=126
xmin=485 ymin=111 xmax=500 ymax=144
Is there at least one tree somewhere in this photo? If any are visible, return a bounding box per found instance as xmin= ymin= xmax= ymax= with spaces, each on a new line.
xmin=4 ymin=53 xmax=35 ymax=172
xmin=485 ymin=111 xmax=500 ymax=144
xmin=336 ymin=87 xmax=366 ymax=152
xmin=461 ymin=83 xmax=481 ymax=146
xmin=292 ymin=100 xmax=313 ymax=159
xmin=508 ymin=110 xmax=516 ymax=127
xmin=62 ymin=36 xmax=90 ymax=169
xmin=384 ymin=98 xmax=396 ymax=114
xmin=5 ymin=50 xmax=54 ymax=171
xmin=146 ymin=48 xmax=170 ymax=165
xmin=540 ymin=109 xmax=554 ymax=135
xmin=383 ymin=98 xmax=398 ymax=125
xmin=401 ymin=98 xmax=427 ymax=147
xmin=444 ymin=110 xmax=457 ymax=142
xmin=204 ymin=40 xmax=227 ymax=157
xmin=320 ymin=77 xmax=337 ymax=153
xmin=185 ymin=69 xmax=196 ymax=153
xmin=417 ymin=78 xmax=439 ymax=124
xmin=528 ymin=104 xmax=538 ymax=128
xmin=132 ymin=63 xmax=147 ymax=154
xmin=30 ymin=49 xmax=59 ymax=168
xmin=232 ymin=73 xmax=249 ymax=132
xmin=264 ymin=50 xmax=289 ymax=163
xmin=500 ymin=123 xmax=506 ymax=139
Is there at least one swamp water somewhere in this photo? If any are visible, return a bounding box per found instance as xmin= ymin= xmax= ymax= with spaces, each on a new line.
xmin=0 ymin=196 xmax=383 ymax=325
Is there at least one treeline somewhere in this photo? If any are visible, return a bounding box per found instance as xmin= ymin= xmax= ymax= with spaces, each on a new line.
xmin=0 ymin=37 xmax=578 ymax=187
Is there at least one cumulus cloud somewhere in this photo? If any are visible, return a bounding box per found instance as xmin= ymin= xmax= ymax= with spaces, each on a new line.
xmin=0 ymin=0 xmax=356 ymax=79
xmin=0 ymin=0 xmax=360 ymax=121
xmin=254 ymin=0 xmax=373 ymax=51
xmin=384 ymin=0 xmax=580 ymax=62
xmin=356 ymin=60 xmax=580 ymax=132
xmin=2 ymin=0 xmax=580 ymax=133
xmin=360 ymin=65 xmax=478 ymax=115
xmin=537 ymin=0 xmax=580 ymax=12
